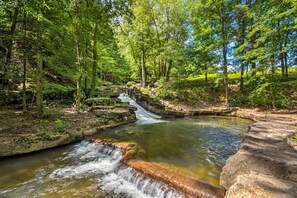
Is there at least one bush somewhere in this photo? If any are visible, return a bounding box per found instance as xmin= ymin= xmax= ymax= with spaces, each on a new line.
xmin=38 ymin=128 xmax=54 ymax=140
xmin=15 ymin=137 xmax=40 ymax=144
xmin=232 ymin=94 xmax=250 ymax=106
xmin=248 ymin=78 xmax=297 ymax=109
xmin=140 ymin=88 xmax=150 ymax=95
xmin=84 ymin=97 xmax=111 ymax=106
xmin=44 ymin=83 xmax=76 ymax=101
xmin=126 ymin=81 xmax=136 ymax=86
xmin=55 ymin=119 xmax=66 ymax=133
xmin=0 ymin=90 xmax=21 ymax=105
xmin=154 ymin=80 xmax=215 ymax=105
xmin=44 ymin=108 xmax=63 ymax=118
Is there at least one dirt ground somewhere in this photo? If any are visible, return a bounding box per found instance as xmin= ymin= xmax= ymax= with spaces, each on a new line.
xmin=0 ymin=106 xmax=100 ymax=157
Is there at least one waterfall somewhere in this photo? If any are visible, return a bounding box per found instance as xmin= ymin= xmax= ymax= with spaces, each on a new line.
xmin=50 ymin=141 xmax=183 ymax=198
xmin=49 ymin=96 xmax=177 ymax=197
xmin=118 ymin=93 xmax=167 ymax=124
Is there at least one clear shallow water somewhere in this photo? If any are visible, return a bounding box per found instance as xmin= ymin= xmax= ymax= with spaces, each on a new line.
xmin=94 ymin=116 xmax=253 ymax=185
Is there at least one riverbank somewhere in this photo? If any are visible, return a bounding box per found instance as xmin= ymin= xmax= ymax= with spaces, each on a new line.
xmin=0 ymin=104 xmax=136 ymax=158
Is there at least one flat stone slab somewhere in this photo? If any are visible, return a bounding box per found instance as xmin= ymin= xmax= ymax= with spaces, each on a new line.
xmin=226 ymin=172 xmax=297 ymax=198
xmin=221 ymin=110 xmax=297 ymax=197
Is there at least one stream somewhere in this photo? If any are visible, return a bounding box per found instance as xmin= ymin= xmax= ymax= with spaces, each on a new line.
xmin=0 ymin=95 xmax=253 ymax=198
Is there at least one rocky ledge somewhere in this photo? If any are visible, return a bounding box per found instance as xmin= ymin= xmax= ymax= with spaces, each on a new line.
xmin=91 ymin=138 xmax=225 ymax=198
xmin=129 ymin=88 xmax=238 ymax=117
xmin=221 ymin=109 xmax=297 ymax=198
xmin=0 ymin=105 xmax=136 ymax=158
xmin=83 ymin=105 xmax=137 ymax=135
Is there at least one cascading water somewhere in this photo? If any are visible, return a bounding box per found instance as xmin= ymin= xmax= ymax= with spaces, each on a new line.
xmin=0 ymin=140 xmax=183 ymax=198
xmin=51 ymin=141 xmax=183 ymax=198
xmin=118 ymin=93 xmax=166 ymax=124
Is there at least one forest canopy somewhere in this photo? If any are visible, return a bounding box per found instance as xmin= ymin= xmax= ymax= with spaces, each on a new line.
xmin=1 ymin=0 xmax=297 ymax=114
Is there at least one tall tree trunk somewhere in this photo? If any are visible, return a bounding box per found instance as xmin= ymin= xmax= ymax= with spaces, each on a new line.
xmin=240 ymin=62 xmax=245 ymax=93
xmin=75 ymin=40 xmax=81 ymax=112
xmin=158 ymin=59 xmax=161 ymax=79
xmin=240 ymin=15 xmax=246 ymax=93
xmin=163 ymin=61 xmax=167 ymax=77
xmin=278 ymin=21 xmax=285 ymax=77
xmin=166 ymin=59 xmax=172 ymax=81
xmin=205 ymin=64 xmax=208 ymax=85
xmin=284 ymin=33 xmax=289 ymax=77
xmin=141 ymin=23 xmax=147 ymax=87
xmin=22 ymin=11 xmax=27 ymax=113
xmin=248 ymin=0 xmax=256 ymax=76
xmin=280 ymin=52 xmax=285 ymax=77
xmin=223 ymin=44 xmax=228 ymax=105
xmin=84 ymin=41 xmax=88 ymax=93
xmin=3 ymin=0 xmax=20 ymax=86
xmin=153 ymin=59 xmax=158 ymax=79
xmin=36 ymin=20 xmax=43 ymax=117
xmin=141 ymin=45 xmax=147 ymax=87
xmin=222 ymin=18 xmax=228 ymax=105
xmin=90 ymin=23 xmax=98 ymax=97
xmin=74 ymin=1 xmax=82 ymax=112
xmin=271 ymin=55 xmax=275 ymax=74
xmin=284 ymin=52 xmax=288 ymax=77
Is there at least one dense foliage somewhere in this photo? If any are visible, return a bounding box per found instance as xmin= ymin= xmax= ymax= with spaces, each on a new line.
xmin=1 ymin=0 xmax=297 ymax=114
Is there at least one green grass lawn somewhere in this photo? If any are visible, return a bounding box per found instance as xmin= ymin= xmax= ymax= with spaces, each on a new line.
xmin=186 ymin=67 xmax=297 ymax=82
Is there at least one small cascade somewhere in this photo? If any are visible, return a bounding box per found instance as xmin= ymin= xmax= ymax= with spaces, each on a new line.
xmin=50 ymin=141 xmax=183 ymax=198
xmin=50 ymin=141 xmax=122 ymax=178
xmin=116 ymin=166 xmax=184 ymax=198
xmin=118 ymin=93 xmax=166 ymax=124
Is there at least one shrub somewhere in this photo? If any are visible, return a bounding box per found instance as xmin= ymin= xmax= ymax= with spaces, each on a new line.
xmin=248 ymin=78 xmax=297 ymax=109
xmin=84 ymin=97 xmax=111 ymax=106
xmin=232 ymin=94 xmax=250 ymax=106
xmin=126 ymin=81 xmax=136 ymax=86
xmin=44 ymin=83 xmax=76 ymax=101
xmin=44 ymin=108 xmax=62 ymax=118
xmin=15 ymin=137 xmax=40 ymax=144
xmin=0 ymin=90 xmax=21 ymax=105
xmin=38 ymin=128 xmax=54 ymax=140
xmin=55 ymin=119 xmax=66 ymax=133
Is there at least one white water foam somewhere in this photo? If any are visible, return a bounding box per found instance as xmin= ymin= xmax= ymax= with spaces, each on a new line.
xmin=50 ymin=141 xmax=121 ymax=179
xmin=50 ymin=141 xmax=183 ymax=198
xmin=118 ymin=93 xmax=167 ymax=125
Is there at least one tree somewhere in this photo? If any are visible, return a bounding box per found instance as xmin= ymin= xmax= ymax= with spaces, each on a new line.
xmin=116 ymin=0 xmax=187 ymax=86
xmin=190 ymin=0 xmax=235 ymax=104
xmin=36 ymin=2 xmax=43 ymax=117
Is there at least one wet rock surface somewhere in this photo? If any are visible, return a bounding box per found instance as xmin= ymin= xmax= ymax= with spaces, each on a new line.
xmin=221 ymin=109 xmax=297 ymax=198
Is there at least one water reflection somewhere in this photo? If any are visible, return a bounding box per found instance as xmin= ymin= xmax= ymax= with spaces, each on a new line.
xmin=94 ymin=116 xmax=253 ymax=185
